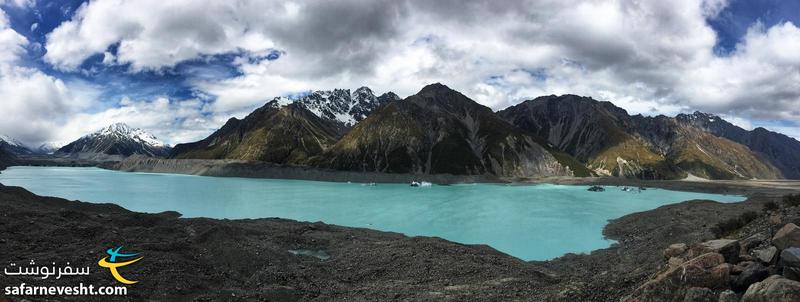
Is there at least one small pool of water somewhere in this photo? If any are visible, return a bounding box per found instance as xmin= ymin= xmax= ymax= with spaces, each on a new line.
xmin=0 ymin=166 xmax=745 ymax=260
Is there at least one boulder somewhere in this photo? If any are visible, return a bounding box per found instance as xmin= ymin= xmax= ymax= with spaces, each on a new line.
xmin=772 ymin=223 xmax=800 ymax=250
xmin=668 ymin=256 xmax=686 ymax=268
xmin=732 ymin=263 xmax=770 ymax=291
xmin=740 ymin=233 xmax=766 ymax=253
xmin=741 ymin=275 xmax=800 ymax=302
xmin=752 ymin=246 xmax=777 ymax=264
xmin=624 ymin=253 xmax=729 ymax=302
xmin=698 ymin=239 xmax=741 ymax=264
xmin=665 ymin=243 xmax=689 ymax=259
xmin=784 ymin=267 xmax=800 ymax=282
xmin=718 ymin=289 xmax=738 ymax=302
xmin=683 ymin=287 xmax=715 ymax=302
xmin=780 ymin=247 xmax=800 ymax=267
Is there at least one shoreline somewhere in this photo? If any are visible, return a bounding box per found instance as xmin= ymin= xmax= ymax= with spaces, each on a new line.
xmin=15 ymin=155 xmax=800 ymax=192
xmin=3 ymin=160 xmax=800 ymax=300
xmin=1 ymin=175 xmax=798 ymax=300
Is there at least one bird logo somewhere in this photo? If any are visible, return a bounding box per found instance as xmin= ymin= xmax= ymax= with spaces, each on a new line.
xmin=97 ymin=246 xmax=142 ymax=285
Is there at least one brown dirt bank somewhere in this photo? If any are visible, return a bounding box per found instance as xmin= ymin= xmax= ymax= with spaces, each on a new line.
xmin=2 ymin=164 xmax=800 ymax=301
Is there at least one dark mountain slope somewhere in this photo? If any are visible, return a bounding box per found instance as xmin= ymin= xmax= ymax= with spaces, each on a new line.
xmin=317 ymin=83 xmax=576 ymax=177
xmin=0 ymin=147 xmax=16 ymax=170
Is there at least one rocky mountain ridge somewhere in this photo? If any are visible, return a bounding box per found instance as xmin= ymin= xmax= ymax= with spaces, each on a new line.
xmin=676 ymin=111 xmax=800 ymax=179
xmin=499 ymin=95 xmax=787 ymax=180
xmin=270 ymin=86 xmax=400 ymax=128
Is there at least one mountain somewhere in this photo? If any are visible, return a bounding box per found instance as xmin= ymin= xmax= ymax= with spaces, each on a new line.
xmin=271 ymin=87 xmax=400 ymax=128
xmin=0 ymin=134 xmax=33 ymax=155
xmin=171 ymin=101 xmax=341 ymax=164
xmin=33 ymin=142 xmax=60 ymax=155
xmin=171 ymin=87 xmax=398 ymax=164
xmin=57 ymin=123 xmax=171 ymax=158
xmin=0 ymin=146 xmax=16 ymax=169
xmin=316 ymin=83 xmax=578 ymax=177
xmin=676 ymin=112 xmax=800 ymax=179
xmin=499 ymin=95 xmax=782 ymax=180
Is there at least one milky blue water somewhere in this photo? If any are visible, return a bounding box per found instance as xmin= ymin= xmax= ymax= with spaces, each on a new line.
xmin=0 ymin=166 xmax=745 ymax=260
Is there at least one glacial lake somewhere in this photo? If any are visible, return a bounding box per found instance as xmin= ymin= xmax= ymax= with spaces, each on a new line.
xmin=0 ymin=166 xmax=745 ymax=260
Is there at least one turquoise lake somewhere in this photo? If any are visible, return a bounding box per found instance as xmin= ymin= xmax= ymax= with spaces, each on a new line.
xmin=0 ymin=166 xmax=745 ymax=260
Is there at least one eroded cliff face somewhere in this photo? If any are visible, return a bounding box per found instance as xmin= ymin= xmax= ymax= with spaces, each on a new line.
xmin=500 ymin=95 xmax=782 ymax=180
xmin=318 ymin=84 xmax=574 ymax=177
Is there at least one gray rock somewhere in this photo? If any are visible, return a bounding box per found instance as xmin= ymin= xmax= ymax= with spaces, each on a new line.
xmin=780 ymin=247 xmax=800 ymax=267
xmin=772 ymin=223 xmax=800 ymax=250
xmin=665 ymin=243 xmax=688 ymax=259
xmin=732 ymin=263 xmax=770 ymax=291
xmin=741 ymin=233 xmax=766 ymax=253
xmin=684 ymin=287 xmax=716 ymax=302
xmin=742 ymin=275 xmax=800 ymax=302
xmin=784 ymin=267 xmax=800 ymax=282
xmin=718 ymin=289 xmax=738 ymax=302
xmin=753 ymin=246 xmax=777 ymax=264
xmin=698 ymin=239 xmax=741 ymax=264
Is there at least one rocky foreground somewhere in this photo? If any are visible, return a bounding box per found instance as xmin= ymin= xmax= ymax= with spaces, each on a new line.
xmin=1 ymin=178 xmax=800 ymax=301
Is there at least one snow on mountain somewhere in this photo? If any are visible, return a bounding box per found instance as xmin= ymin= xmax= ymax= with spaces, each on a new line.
xmin=0 ymin=134 xmax=24 ymax=147
xmin=270 ymin=87 xmax=400 ymax=127
xmin=94 ymin=123 xmax=167 ymax=147
xmin=57 ymin=123 xmax=171 ymax=157
xmin=0 ymin=134 xmax=33 ymax=155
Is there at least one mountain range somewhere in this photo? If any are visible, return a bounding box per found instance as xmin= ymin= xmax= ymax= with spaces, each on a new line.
xmin=498 ymin=95 xmax=783 ymax=180
xmin=4 ymin=83 xmax=800 ymax=180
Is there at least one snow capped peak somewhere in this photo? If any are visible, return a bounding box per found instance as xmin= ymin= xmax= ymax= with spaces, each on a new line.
xmin=90 ymin=123 xmax=167 ymax=147
xmin=0 ymin=134 xmax=24 ymax=147
xmin=265 ymin=87 xmax=396 ymax=127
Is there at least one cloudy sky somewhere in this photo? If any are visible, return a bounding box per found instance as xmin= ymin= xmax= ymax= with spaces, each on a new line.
xmin=0 ymin=0 xmax=799 ymax=147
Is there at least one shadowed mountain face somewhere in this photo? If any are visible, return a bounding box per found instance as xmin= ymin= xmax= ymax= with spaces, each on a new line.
xmin=57 ymin=123 xmax=171 ymax=158
xmin=171 ymin=102 xmax=341 ymax=164
xmin=0 ymin=147 xmax=16 ymax=169
xmin=317 ymin=84 xmax=575 ymax=177
xmin=499 ymin=95 xmax=782 ymax=180
xmin=676 ymin=112 xmax=800 ymax=179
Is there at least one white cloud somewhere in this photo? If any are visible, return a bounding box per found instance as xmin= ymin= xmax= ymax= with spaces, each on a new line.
xmin=16 ymin=0 xmax=800 ymax=146
xmin=0 ymin=65 xmax=101 ymax=147
xmin=0 ymin=0 xmax=34 ymax=8
xmin=0 ymin=9 xmax=27 ymax=64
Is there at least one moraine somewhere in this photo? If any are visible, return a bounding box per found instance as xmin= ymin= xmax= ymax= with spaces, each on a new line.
xmin=0 ymin=166 xmax=745 ymax=260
